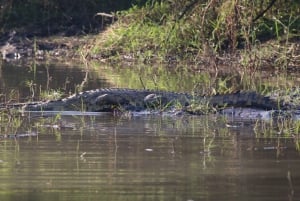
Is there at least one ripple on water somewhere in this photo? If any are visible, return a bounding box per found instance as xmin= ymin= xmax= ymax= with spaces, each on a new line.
xmin=0 ymin=112 xmax=299 ymax=201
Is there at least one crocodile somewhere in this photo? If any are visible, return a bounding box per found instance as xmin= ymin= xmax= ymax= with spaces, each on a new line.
xmin=7 ymin=88 xmax=287 ymax=114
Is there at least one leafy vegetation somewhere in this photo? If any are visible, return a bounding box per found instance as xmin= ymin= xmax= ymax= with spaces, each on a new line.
xmin=95 ymin=0 xmax=300 ymax=69
xmin=0 ymin=0 xmax=147 ymax=35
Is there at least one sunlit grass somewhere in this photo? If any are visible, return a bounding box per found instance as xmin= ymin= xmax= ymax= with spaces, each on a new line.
xmin=90 ymin=0 xmax=300 ymax=71
xmin=39 ymin=89 xmax=63 ymax=101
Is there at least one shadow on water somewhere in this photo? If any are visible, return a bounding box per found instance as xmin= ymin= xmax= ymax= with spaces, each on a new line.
xmin=1 ymin=61 xmax=300 ymax=200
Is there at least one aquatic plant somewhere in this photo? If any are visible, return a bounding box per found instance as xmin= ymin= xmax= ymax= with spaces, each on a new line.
xmin=39 ymin=89 xmax=63 ymax=101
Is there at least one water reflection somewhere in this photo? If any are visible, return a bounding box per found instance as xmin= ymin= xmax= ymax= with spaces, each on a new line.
xmin=0 ymin=61 xmax=110 ymax=100
xmin=0 ymin=114 xmax=299 ymax=201
xmin=1 ymin=60 xmax=300 ymax=201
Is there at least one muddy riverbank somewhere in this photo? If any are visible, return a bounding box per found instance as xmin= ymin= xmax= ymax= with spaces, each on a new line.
xmin=1 ymin=29 xmax=299 ymax=76
xmin=0 ymin=30 xmax=98 ymax=64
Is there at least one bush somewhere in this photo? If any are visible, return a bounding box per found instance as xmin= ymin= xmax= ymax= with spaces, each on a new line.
xmin=0 ymin=0 xmax=148 ymax=35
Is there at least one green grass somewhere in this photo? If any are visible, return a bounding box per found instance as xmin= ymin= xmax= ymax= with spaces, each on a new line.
xmin=92 ymin=0 xmax=300 ymax=70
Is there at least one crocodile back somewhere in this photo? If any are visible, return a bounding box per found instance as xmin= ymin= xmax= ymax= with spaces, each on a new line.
xmin=21 ymin=88 xmax=286 ymax=112
xmin=208 ymin=91 xmax=282 ymax=110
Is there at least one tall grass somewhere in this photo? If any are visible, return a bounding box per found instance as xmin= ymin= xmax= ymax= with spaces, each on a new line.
xmin=95 ymin=0 xmax=300 ymax=69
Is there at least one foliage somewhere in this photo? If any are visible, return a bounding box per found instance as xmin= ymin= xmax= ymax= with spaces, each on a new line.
xmin=97 ymin=0 xmax=300 ymax=67
xmin=0 ymin=0 xmax=147 ymax=34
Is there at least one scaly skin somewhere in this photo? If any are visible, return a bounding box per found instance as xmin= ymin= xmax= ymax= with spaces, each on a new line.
xmin=19 ymin=88 xmax=283 ymax=113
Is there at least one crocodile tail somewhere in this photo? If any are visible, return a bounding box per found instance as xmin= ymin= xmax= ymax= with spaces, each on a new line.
xmin=208 ymin=91 xmax=283 ymax=110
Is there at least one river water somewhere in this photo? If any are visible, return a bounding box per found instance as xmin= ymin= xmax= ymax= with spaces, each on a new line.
xmin=0 ymin=62 xmax=300 ymax=201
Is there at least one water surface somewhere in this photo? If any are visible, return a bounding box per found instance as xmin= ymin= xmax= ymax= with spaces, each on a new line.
xmin=1 ymin=61 xmax=300 ymax=201
xmin=0 ymin=113 xmax=299 ymax=201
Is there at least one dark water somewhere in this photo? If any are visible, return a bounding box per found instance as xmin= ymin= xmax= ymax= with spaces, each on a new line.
xmin=1 ymin=62 xmax=300 ymax=201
